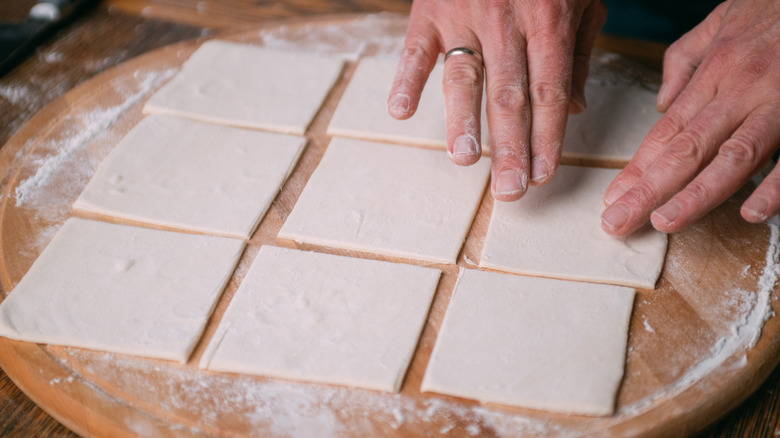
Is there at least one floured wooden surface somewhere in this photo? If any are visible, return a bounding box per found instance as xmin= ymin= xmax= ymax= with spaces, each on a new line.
xmin=1 ymin=14 xmax=780 ymax=438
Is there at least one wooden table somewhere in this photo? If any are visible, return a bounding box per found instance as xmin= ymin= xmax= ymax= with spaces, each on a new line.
xmin=0 ymin=1 xmax=778 ymax=436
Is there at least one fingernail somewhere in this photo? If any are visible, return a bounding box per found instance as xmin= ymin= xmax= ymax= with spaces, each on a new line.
xmin=604 ymin=181 xmax=631 ymax=206
xmin=602 ymin=204 xmax=630 ymax=232
xmin=653 ymin=201 xmax=681 ymax=226
xmin=453 ymin=134 xmax=480 ymax=158
xmin=531 ymin=156 xmax=549 ymax=183
xmin=389 ymin=94 xmax=410 ymax=115
xmin=743 ymin=197 xmax=770 ymax=222
xmin=571 ymin=94 xmax=587 ymax=113
xmin=657 ymin=84 xmax=668 ymax=109
xmin=495 ymin=169 xmax=527 ymax=196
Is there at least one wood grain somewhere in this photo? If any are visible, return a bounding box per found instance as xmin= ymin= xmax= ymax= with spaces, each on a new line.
xmin=1 ymin=1 xmax=780 ymax=437
xmin=2 ymin=13 xmax=780 ymax=438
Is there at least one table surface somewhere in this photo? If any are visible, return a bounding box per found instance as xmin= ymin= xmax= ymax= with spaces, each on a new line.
xmin=0 ymin=1 xmax=779 ymax=437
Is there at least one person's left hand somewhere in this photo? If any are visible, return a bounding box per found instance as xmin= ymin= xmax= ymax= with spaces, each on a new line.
xmin=601 ymin=0 xmax=780 ymax=236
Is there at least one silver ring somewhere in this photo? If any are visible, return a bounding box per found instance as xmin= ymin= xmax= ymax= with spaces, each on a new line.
xmin=444 ymin=47 xmax=483 ymax=64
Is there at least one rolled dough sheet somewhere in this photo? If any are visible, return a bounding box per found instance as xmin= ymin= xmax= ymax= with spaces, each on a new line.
xmin=563 ymin=60 xmax=662 ymax=161
xmin=73 ymin=115 xmax=306 ymax=239
xmin=200 ymin=246 xmax=440 ymax=393
xmin=0 ymin=218 xmax=245 ymax=363
xmin=422 ymin=268 xmax=635 ymax=416
xmin=278 ymin=137 xmax=491 ymax=264
xmin=327 ymin=56 xmax=489 ymax=149
xmin=144 ymin=40 xmax=344 ymax=134
xmin=480 ymin=165 xmax=667 ymax=289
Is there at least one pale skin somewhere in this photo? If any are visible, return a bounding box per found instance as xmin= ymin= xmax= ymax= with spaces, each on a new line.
xmin=388 ymin=0 xmax=780 ymax=236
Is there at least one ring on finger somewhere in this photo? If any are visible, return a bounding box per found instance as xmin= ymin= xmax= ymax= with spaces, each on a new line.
xmin=444 ymin=47 xmax=484 ymax=65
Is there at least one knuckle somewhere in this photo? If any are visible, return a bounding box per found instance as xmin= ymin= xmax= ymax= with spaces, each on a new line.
xmin=530 ymin=81 xmax=570 ymax=109
xmin=666 ymin=132 xmax=706 ymax=164
xmin=706 ymin=40 xmax=739 ymax=71
xmin=648 ymin=115 xmax=685 ymax=144
xmin=445 ymin=62 xmax=483 ymax=88
xmin=402 ymin=44 xmax=435 ymax=68
xmin=739 ymin=54 xmax=772 ymax=82
xmin=625 ymin=181 xmax=662 ymax=209
xmin=489 ymin=84 xmax=529 ymax=114
xmin=719 ymin=136 xmax=759 ymax=167
xmin=680 ymin=181 xmax=712 ymax=206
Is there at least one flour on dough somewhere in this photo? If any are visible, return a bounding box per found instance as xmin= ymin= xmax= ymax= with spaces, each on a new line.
xmin=0 ymin=218 xmax=245 ymax=363
xmin=327 ymin=56 xmax=488 ymax=149
xmin=144 ymin=40 xmax=344 ymax=134
xmin=480 ymin=165 xmax=667 ymax=289
xmin=200 ymin=246 xmax=440 ymax=392
xmin=278 ymin=137 xmax=490 ymax=264
xmin=74 ymin=115 xmax=305 ymax=239
xmin=422 ymin=268 xmax=635 ymax=415
xmin=562 ymin=58 xmax=662 ymax=162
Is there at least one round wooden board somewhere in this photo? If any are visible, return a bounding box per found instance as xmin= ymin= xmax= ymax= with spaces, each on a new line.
xmin=1 ymin=14 xmax=779 ymax=438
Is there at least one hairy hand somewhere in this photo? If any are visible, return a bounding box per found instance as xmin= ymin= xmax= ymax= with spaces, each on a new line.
xmin=387 ymin=0 xmax=606 ymax=201
xmin=602 ymin=0 xmax=780 ymax=235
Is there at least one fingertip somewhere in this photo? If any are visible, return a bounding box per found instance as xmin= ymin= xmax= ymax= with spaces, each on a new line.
xmin=656 ymin=84 xmax=671 ymax=113
xmin=492 ymin=169 xmax=528 ymax=201
xmin=601 ymin=203 xmax=631 ymax=236
xmin=388 ymin=93 xmax=413 ymax=119
xmin=650 ymin=201 xmax=683 ymax=233
xmin=603 ymin=179 xmax=632 ymax=207
xmin=449 ymin=135 xmax=482 ymax=166
xmin=530 ymin=155 xmax=559 ymax=186
xmin=741 ymin=196 xmax=771 ymax=223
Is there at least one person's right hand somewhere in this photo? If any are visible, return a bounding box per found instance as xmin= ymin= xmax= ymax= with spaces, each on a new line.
xmin=387 ymin=0 xmax=607 ymax=201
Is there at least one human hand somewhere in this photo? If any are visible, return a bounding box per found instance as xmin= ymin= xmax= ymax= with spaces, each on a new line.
xmin=601 ymin=0 xmax=780 ymax=236
xmin=387 ymin=0 xmax=607 ymax=201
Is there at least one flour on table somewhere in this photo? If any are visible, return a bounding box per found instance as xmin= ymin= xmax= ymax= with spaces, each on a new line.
xmin=327 ymin=56 xmax=489 ymax=149
xmin=480 ymin=165 xmax=667 ymax=289
xmin=422 ymin=268 xmax=635 ymax=415
xmin=144 ymin=40 xmax=343 ymax=134
xmin=200 ymin=246 xmax=440 ymax=393
xmin=0 ymin=218 xmax=244 ymax=363
xmin=278 ymin=137 xmax=490 ymax=264
xmin=74 ymin=115 xmax=305 ymax=239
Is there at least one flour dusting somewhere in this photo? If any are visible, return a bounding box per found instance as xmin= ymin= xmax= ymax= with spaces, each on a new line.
xmin=620 ymin=223 xmax=780 ymax=416
xmin=60 ymin=347 xmax=566 ymax=437
xmin=13 ymin=68 xmax=177 ymax=208
xmin=258 ymin=13 xmax=404 ymax=60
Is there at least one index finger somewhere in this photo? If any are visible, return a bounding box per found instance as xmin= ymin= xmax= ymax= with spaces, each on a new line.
xmin=388 ymin=21 xmax=440 ymax=120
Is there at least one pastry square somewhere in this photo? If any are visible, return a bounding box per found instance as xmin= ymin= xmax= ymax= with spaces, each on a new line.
xmin=422 ymin=268 xmax=635 ymax=415
xmin=327 ymin=56 xmax=489 ymax=149
xmin=144 ymin=40 xmax=344 ymax=134
xmin=480 ymin=165 xmax=667 ymax=289
xmin=0 ymin=218 xmax=245 ymax=363
xmin=562 ymin=70 xmax=662 ymax=162
xmin=278 ymin=137 xmax=491 ymax=263
xmin=200 ymin=246 xmax=440 ymax=392
xmin=74 ymin=115 xmax=305 ymax=239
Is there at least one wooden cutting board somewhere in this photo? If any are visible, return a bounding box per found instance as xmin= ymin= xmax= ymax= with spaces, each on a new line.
xmin=1 ymin=14 xmax=779 ymax=438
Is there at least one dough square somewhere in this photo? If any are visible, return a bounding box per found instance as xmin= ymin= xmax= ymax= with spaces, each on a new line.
xmin=278 ymin=137 xmax=491 ymax=264
xmin=144 ymin=40 xmax=344 ymax=134
xmin=0 ymin=218 xmax=245 ymax=363
xmin=562 ymin=73 xmax=661 ymax=161
xmin=422 ymin=268 xmax=635 ymax=415
xmin=200 ymin=246 xmax=440 ymax=392
xmin=327 ymin=56 xmax=488 ymax=149
xmin=74 ymin=115 xmax=306 ymax=239
xmin=480 ymin=165 xmax=667 ymax=289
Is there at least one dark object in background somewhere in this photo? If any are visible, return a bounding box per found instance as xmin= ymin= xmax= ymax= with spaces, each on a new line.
xmin=603 ymin=0 xmax=722 ymax=44
xmin=0 ymin=0 xmax=98 ymax=77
